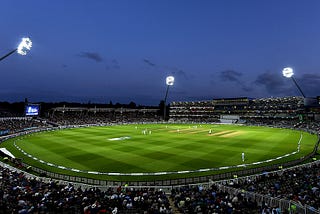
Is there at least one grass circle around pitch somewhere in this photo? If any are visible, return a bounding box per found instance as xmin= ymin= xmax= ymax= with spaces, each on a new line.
xmin=2 ymin=123 xmax=318 ymax=181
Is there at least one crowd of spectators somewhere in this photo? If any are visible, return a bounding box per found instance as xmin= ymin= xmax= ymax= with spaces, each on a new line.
xmin=225 ymin=161 xmax=320 ymax=212
xmin=46 ymin=108 xmax=161 ymax=126
xmin=1 ymin=159 xmax=320 ymax=213
xmin=244 ymin=117 xmax=300 ymax=128
xmin=295 ymin=121 xmax=320 ymax=134
xmin=47 ymin=111 xmax=111 ymax=125
xmin=247 ymin=96 xmax=304 ymax=112
xmin=171 ymin=185 xmax=259 ymax=214
xmin=4 ymin=159 xmax=319 ymax=214
xmin=0 ymin=118 xmax=48 ymax=135
xmin=0 ymin=165 xmax=174 ymax=213
xmin=170 ymin=96 xmax=306 ymax=123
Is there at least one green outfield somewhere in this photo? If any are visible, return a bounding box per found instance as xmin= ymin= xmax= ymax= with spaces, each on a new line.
xmin=1 ymin=124 xmax=318 ymax=181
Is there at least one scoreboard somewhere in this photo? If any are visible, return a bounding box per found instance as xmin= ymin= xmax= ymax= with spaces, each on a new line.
xmin=25 ymin=104 xmax=40 ymax=116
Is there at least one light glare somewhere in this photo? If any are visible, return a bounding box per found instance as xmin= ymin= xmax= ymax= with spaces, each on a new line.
xmin=166 ymin=76 xmax=175 ymax=86
xmin=282 ymin=67 xmax=294 ymax=78
xmin=17 ymin=37 xmax=32 ymax=55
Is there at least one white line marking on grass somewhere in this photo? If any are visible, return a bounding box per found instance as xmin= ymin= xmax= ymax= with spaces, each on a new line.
xmin=154 ymin=172 xmax=168 ymax=175
xmin=297 ymin=133 xmax=303 ymax=152
xmin=109 ymin=173 xmax=120 ymax=176
xmin=108 ymin=136 xmax=131 ymax=141
xmin=88 ymin=171 xmax=99 ymax=174
xmin=130 ymin=173 xmax=144 ymax=176
xmin=178 ymin=170 xmax=190 ymax=173
xmin=219 ymin=166 xmax=230 ymax=170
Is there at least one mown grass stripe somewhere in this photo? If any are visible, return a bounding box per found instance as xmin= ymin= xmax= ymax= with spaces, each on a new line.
xmin=7 ymin=124 xmax=317 ymax=176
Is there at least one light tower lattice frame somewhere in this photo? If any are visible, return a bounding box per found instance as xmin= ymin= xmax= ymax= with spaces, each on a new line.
xmin=282 ymin=67 xmax=306 ymax=98
xmin=0 ymin=37 xmax=32 ymax=62
xmin=163 ymin=76 xmax=174 ymax=120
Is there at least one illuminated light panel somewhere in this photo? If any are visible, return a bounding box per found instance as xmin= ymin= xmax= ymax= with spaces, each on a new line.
xmin=282 ymin=67 xmax=294 ymax=78
xmin=166 ymin=76 xmax=175 ymax=85
xmin=17 ymin=37 xmax=32 ymax=55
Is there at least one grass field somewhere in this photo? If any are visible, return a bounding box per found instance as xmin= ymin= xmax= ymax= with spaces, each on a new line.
xmin=1 ymin=123 xmax=318 ymax=181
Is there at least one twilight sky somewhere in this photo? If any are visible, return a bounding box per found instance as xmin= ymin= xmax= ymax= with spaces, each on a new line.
xmin=1 ymin=0 xmax=320 ymax=105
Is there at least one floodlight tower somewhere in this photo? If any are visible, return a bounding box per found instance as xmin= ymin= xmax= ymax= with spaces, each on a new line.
xmin=0 ymin=37 xmax=32 ymax=62
xmin=163 ymin=76 xmax=175 ymax=120
xmin=282 ymin=67 xmax=306 ymax=98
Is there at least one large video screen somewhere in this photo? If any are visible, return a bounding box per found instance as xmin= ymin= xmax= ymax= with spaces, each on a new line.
xmin=25 ymin=104 xmax=40 ymax=116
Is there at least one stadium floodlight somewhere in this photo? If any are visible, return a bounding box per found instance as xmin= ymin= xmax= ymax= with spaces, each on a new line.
xmin=17 ymin=37 xmax=32 ymax=55
xmin=282 ymin=67 xmax=306 ymax=98
xmin=282 ymin=67 xmax=294 ymax=78
xmin=166 ymin=76 xmax=175 ymax=86
xmin=163 ymin=76 xmax=175 ymax=120
xmin=0 ymin=37 xmax=32 ymax=62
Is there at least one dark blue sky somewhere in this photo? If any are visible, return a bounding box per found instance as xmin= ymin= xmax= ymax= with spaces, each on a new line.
xmin=1 ymin=0 xmax=320 ymax=105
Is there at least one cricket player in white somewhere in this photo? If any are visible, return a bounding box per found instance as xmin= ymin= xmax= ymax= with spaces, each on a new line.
xmin=242 ymin=152 xmax=245 ymax=162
